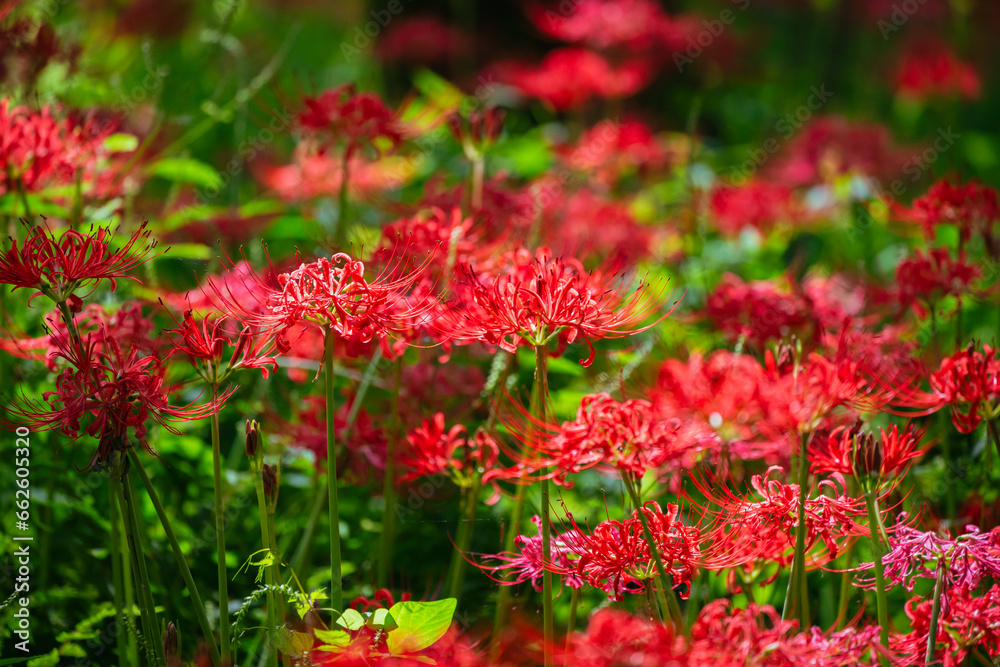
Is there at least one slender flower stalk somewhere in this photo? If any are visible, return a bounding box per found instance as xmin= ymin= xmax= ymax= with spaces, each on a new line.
xmin=128 ymin=449 xmax=221 ymax=667
xmin=325 ymin=328 xmax=344 ymax=614
xmin=209 ymin=386 xmax=230 ymax=666
xmin=925 ymin=564 xmax=945 ymax=667
xmin=108 ymin=481 xmax=129 ymax=666
xmin=621 ymin=472 xmax=681 ymax=625
xmin=378 ymin=358 xmax=403 ymax=587
xmin=783 ymin=432 xmax=812 ymax=628
xmin=864 ymin=491 xmax=891 ymax=667
xmin=535 ymin=343 xmax=554 ymax=667
xmin=247 ymin=421 xmax=279 ymax=667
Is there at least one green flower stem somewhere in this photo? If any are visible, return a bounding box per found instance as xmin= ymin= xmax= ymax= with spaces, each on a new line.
xmin=253 ymin=468 xmax=279 ymax=667
xmin=109 ymin=481 xmax=129 ymax=666
xmin=127 ymin=449 xmax=221 ymax=666
xmin=378 ymin=358 xmax=404 ymax=587
xmin=621 ymin=472 xmax=681 ymax=626
xmin=336 ymin=149 xmax=350 ymax=246
xmin=834 ymin=548 xmax=853 ymax=630
xmin=491 ymin=485 xmax=525 ymax=650
xmin=325 ymin=327 xmax=344 ymax=614
xmin=925 ymin=563 xmax=945 ymax=667
xmin=116 ymin=465 xmax=166 ymax=666
xmin=864 ymin=491 xmax=891 ymax=667
xmin=783 ymin=431 xmax=811 ymax=628
xmin=565 ymin=586 xmax=580 ymax=656
xmin=534 ymin=344 xmax=554 ymax=667
xmin=645 ymin=583 xmax=662 ymax=623
xmin=209 ymin=385 xmax=231 ymax=666
xmin=267 ymin=510 xmax=287 ymax=626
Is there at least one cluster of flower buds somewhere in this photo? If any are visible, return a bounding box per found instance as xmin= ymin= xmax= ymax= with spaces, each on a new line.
xmin=447 ymin=107 xmax=505 ymax=159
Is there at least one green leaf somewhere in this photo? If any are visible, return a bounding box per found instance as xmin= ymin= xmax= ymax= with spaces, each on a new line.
xmin=289 ymin=631 xmax=315 ymax=655
xmin=2 ymin=658 xmax=41 ymax=666
xmin=386 ymin=598 xmax=456 ymax=655
xmin=103 ymin=133 xmax=139 ymax=153
xmin=148 ymin=157 xmax=223 ymax=190
xmin=336 ymin=608 xmax=366 ymax=631
xmin=314 ymin=628 xmax=351 ymax=650
xmin=368 ymin=607 xmax=397 ymax=631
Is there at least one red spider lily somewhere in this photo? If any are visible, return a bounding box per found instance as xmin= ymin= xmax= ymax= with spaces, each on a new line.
xmin=894 ymin=248 xmax=980 ymax=316
xmin=770 ymin=116 xmax=906 ymax=188
xmin=709 ymin=181 xmax=798 ymax=236
xmin=398 ymin=413 xmax=500 ymax=493
xmin=896 ymin=43 xmax=981 ymax=101
xmin=207 ymin=248 xmax=436 ymax=358
xmin=691 ymin=466 xmax=868 ymax=569
xmin=419 ymin=172 xmax=536 ymax=238
xmin=809 ymin=424 xmax=926 ymax=479
xmin=526 ymin=0 xmax=683 ymax=51
xmin=491 ymin=392 xmax=716 ymax=485
xmin=298 ymin=84 xmax=401 ymax=159
xmin=163 ymin=309 xmax=278 ymax=381
xmin=896 ymin=177 xmax=1000 ymax=244
xmin=705 ymin=273 xmax=815 ymax=347
xmin=1 ymin=301 xmax=157 ymax=371
xmin=928 ymin=343 xmax=1000 ymax=433
xmin=892 ymin=584 xmax=1000 ymax=667
xmin=4 ymin=329 xmax=231 ymax=469
xmin=449 ymin=246 xmax=674 ymax=366
xmin=0 ymin=221 xmax=163 ymax=303
xmin=495 ymin=48 xmax=653 ymax=111
xmin=476 ymin=515 xmax=588 ymax=593
xmin=269 ymin=395 xmax=386 ymax=485
xmin=554 ymin=118 xmax=676 ymax=184
xmin=853 ymin=515 xmax=1000 ymax=593
xmin=519 ymin=501 xmax=701 ymax=601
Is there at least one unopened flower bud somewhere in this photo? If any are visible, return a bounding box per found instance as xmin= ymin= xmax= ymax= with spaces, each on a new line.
xmin=163 ymin=621 xmax=177 ymax=659
xmin=468 ymin=111 xmax=483 ymax=144
xmin=245 ymin=419 xmax=260 ymax=462
xmin=262 ymin=463 xmax=278 ymax=497
xmin=854 ymin=431 xmax=882 ymax=477
xmin=484 ymin=107 xmax=505 ymax=142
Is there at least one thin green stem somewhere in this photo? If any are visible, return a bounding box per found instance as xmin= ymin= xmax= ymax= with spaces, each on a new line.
xmin=622 ymin=473 xmax=681 ymax=626
xmin=565 ymin=586 xmax=580 ymax=660
xmin=378 ymin=358 xmax=404 ymax=587
xmin=336 ymin=150 xmax=350 ymax=247
xmin=253 ymin=468 xmax=279 ymax=667
xmin=864 ymin=492 xmax=891 ymax=667
xmin=645 ymin=583 xmax=662 ymax=623
xmin=289 ymin=469 xmax=325 ymax=576
xmin=325 ymin=327 xmax=344 ymax=613
xmin=491 ymin=486 xmax=525 ymax=652
xmin=267 ymin=510 xmax=287 ymax=626
xmin=534 ymin=344 xmax=554 ymax=667
xmin=925 ymin=564 xmax=945 ymax=667
xmin=109 ymin=481 xmax=129 ymax=666
xmin=783 ymin=431 xmax=811 ymax=628
xmin=127 ymin=450 xmax=221 ymax=666
xmin=118 ymin=465 xmax=166 ymax=666
xmin=209 ymin=386 xmax=231 ymax=666
xmin=448 ymin=475 xmax=481 ymax=601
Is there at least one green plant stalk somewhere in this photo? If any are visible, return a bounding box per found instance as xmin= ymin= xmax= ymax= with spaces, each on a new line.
xmin=267 ymin=510 xmax=287 ymax=626
xmin=128 ymin=449 xmax=221 ymax=666
xmin=209 ymin=386 xmax=232 ymax=666
xmin=925 ymin=564 xmax=945 ymax=667
xmin=378 ymin=358 xmax=404 ymax=587
xmin=109 ymin=481 xmax=129 ymax=666
xmin=253 ymin=469 xmax=279 ymax=667
xmin=117 ymin=467 xmax=166 ymax=666
xmin=121 ymin=512 xmax=140 ymax=665
xmin=491 ymin=485 xmax=525 ymax=649
xmin=864 ymin=492 xmax=891 ymax=667
xmin=646 ymin=583 xmax=663 ymax=623
xmin=325 ymin=327 xmax=344 ymax=614
xmin=337 ymin=149 xmax=350 ymax=246
xmin=783 ymin=432 xmax=811 ymax=628
xmin=534 ymin=343 xmax=554 ymax=667
xmin=834 ymin=551 xmax=853 ymax=630
xmin=621 ymin=473 xmax=681 ymax=626
xmin=565 ymin=586 xmax=580 ymax=655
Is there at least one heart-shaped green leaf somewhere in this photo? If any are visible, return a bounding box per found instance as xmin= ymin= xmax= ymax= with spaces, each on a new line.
xmin=386 ymin=598 xmax=457 ymax=655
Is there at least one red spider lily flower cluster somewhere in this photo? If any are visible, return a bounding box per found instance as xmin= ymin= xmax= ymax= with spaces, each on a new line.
xmin=298 ymin=84 xmax=402 ymax=158
xmin=898 ymin=177 xmax=1000 ymax=245
xmin=693 ymin=466 xmax=868 ymax=569
xmin=0 ymin=100 xmax=130 ymax=195
xmin=809 ymin=423 xmax=925 ymax=480
xmin=163 ymin=310 xmax=278 ymax=381
xmin=398 ymin=412 xmax=500 ymax=499
xmin=560 ymin=601 xmax=883 ymax=666
xmin=495 ymin=392 xmax=715 ymax=485
xmin=896 ymin=43 xmax=981 ymax=101
xmin=705 ymin=273 xmax=814 ymax=346
xmin=893 ymin=248 xmax=980 ymax=315
xmin=892 ymin=584 xmax=1000 ymax=666
xmin=709 ymin=181 xmax=798 ymax=237
xmin=536 ymin=187 xmax=652 ymax=266
xmin=5 ymin=329 xmax=231 ymax=469
xmin=853 ymin=515 xmax=1000 ymax=593
xmin=928 ymin=343 xmax=1000 ymax=433
xmin=451 ymin=247 xmax=672 ymax=365
xmin=478 ymin=515 xmax=587 ymax=593
xmin=209 ymin=250 xmax=434 ymax=357
xmin=0 ymin=222 xmax=163 ymax=306
xmin=554 ymin=118 xmax=676 ymax=184
xmin=486 ymin=501 xmax=701 ymax=601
